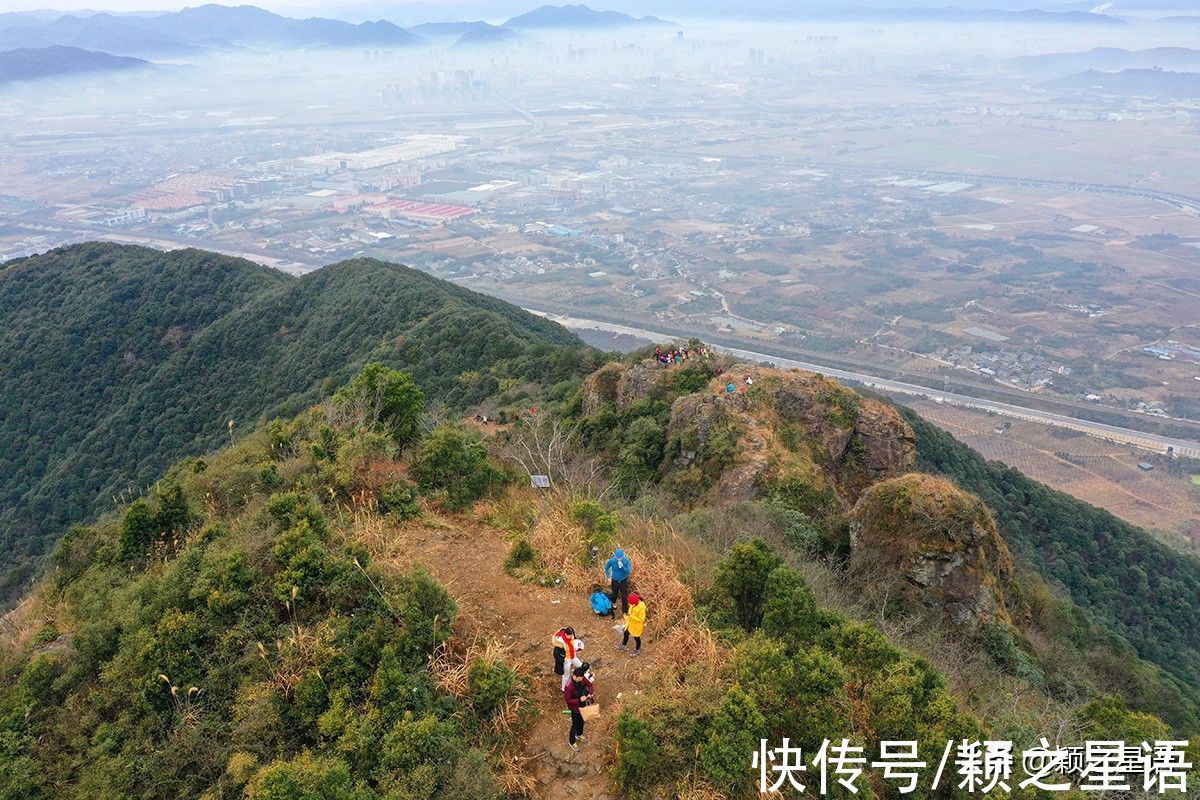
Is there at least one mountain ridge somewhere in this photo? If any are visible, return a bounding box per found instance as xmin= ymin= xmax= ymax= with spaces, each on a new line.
xmin=505 ymin=3 xmax=675 ymax=29
xmin=0 ymin=45 xmax=150 ymax=83
xmin=0 ymin=4 xmax=422 ymax=56
xmin=0 ymin=242 xmax=592 ymax=599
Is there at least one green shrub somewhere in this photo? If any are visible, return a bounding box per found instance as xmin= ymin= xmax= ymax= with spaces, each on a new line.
xmin=118 ymin=499 xmax=158 ymax=559
xmin=1077 ymin=696 xmax=1170 ymax=743
xmin=571 ymin=499 xmax=619 ymax=547
xmin=466 ymin=658 xmax=520 ymax=721
xmin=712 ymin=538 xmax=783 ymax=631
xmin=152 ymin=479 xmax=193 ymax=536
xmin=443 ymin=749 xmax=501 ymax=800
xmin=504 ymin=538 xmax=538 ymax=572
xmin=246 ymin=753 xmax=374 ymax=800
xmin=379 ymin=480 xmax=420 ymax=520
xmin=271 ymin=519 xmax=330 ymax=603
xmin=334 ymin=363 xmax=424 ymax=445
xmin=698 ymin=685 xmax=767 ymax=794
xmin=264 ymin=492 xmax=327 ymax=536
xmin=378 ymin=712 xmax=459 ymax=774
xmin=976 ymin=622 xmax=1044 ymax=685
xmin=413 ymin=423 xmax=503 ymax=511
xmin=613 ymin=711 xmax=661 ymax=792
xmin=760 ymin=566 xmax=822 ymax=643
xmin=613 ymin=417 xmax=665 ymax=492
xmin=258 ymin=462 xmax=283 ymax=489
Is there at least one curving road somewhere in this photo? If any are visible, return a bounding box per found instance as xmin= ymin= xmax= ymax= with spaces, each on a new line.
xmin=533 ymin=310 xmax=1200 ymax=459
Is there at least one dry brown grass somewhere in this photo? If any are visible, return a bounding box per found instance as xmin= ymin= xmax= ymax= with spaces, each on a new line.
xmin=675 ymin=779 xmax=729 ymax=800
xmin=644 ymin=619 xmax=731 ymax=695
xmin=428 ymin=635 xmax=531 ymax=745
xmin=429 ymin=636 xmax=500 ymax=699
xmin=526 ymin=499 xmax=593 ymax=590
xmin=622 ymin=545 xmax=695 ymax=634
xmin=523 ymin=493 xmax=697 ymax=636
xmin=255 ymin=613 xmax=336 ymax=700
xmin=0 ymin=591 xmax=66 ymax=654
xmin=495 ymin=751 xmax=540 ymax=798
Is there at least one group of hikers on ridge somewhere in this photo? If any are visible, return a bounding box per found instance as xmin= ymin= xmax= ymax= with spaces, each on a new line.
xmin=552 ymin=547 xmax=648 ymax=751
xmin=654 ymin=343 xmax=710 ymax=367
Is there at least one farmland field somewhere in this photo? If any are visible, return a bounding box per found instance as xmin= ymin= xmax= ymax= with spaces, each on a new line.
xmin=905 ymin=399 xmax=1200 ymax=558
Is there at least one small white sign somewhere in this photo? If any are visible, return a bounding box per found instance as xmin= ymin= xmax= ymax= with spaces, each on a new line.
xmin=531 ymin=475 xmax=551 ymax=489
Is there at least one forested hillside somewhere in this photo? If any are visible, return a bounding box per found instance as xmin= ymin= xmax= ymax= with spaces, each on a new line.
xmin=0 ymin=353 xmax=1192 ymax=800
xmin=0 ymin=243 xmax=593 ymax=600
xmin=900 ymin=407 xmax=1200 ymax=690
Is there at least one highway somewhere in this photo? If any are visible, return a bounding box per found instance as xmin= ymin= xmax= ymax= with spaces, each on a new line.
xmin=531 ymin=310 xmax=1200 ymax=460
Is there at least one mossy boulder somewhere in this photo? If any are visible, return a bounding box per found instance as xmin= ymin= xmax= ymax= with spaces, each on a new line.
xmin=849 ymin=473 xmax=1014 ymax=627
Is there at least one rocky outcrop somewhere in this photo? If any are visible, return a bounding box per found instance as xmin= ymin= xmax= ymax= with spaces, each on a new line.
xmin=849 ymin=473 xmax=1014 ymax=627
xmin=581 ymin=357 xmax=917 ymax=508
xmin=580 ymin=361 xmax=668 ymax=415
xmin=581 ymin=361 xmax=625 ymax=415
xmin=660 ymin=365 xmax=915 ymax=506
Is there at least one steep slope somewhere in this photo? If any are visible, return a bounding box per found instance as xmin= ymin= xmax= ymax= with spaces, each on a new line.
xmin=900 ymin=405 xmax=1200 ymax=692
xmin=0 ymin=353 xmax=1196 ymax=799
xmin=575 ymin=350 xmax=1200 ymax=730
xmin=0 ymin=243 xmax=590 ymax=599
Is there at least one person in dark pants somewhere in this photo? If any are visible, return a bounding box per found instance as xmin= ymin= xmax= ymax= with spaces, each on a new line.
xmin=618 ymin=593 xmax=646 ymax=657
xmin=552 ymin=627 xmax=576 ymax=682
xmin=604 ymin=548 xmax=633 ymax=616
xmin=564 ymin=666 xmax=594 ymax=751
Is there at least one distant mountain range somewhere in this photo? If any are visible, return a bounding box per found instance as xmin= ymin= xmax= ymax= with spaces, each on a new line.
xmin=0 ymin=4 xmax=420 ymax=57
xmin=0 ymin=3 xmax=684 ymax=58
xmin=0 ymin=45 xmax=149 ymax=83
xmin=1045 ymin=68 xmax=1200 ymax=99
xmin=1010 ymin=47 xmax=1200 ymax=76
xmin=728 ymin=5 xmax=1124 ymax=23
xmin=411 ymin=19 xmax=521 ymax=45
xmin=455 ymin=22 xmax=522 ymax=45
xmin=505 ymin=4 xmax=675 ymax=28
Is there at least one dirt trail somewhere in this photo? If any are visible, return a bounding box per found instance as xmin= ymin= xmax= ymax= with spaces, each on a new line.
xmin=380 ymin=517 xmax=662 ymax=800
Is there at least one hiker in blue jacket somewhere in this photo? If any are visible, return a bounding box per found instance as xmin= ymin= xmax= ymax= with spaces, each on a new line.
xmin=604 ymin=548 xmax=633 ymax=616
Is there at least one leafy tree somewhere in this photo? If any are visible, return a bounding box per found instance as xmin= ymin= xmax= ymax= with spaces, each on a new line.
xmin=760 ymin=565 xmax=822 ymax=643
xmin=334 ymin=363 xmax=424 ymax=445
xmin=153 ymin=479 xmax=192 ymax=535
xmin=413 ymin=424 xmax=503 ymax=511
xmin=698 ymin=685 xmax=767 ymax=794
xmin=712 ymin=538 xmax=783 ymax=631
xmin=118 ymin=499 xmax=157 ymax=558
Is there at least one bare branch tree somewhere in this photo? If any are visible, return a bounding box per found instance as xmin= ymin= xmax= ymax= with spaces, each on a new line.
xmin=499 ymin=412 xmax=616 ymax=499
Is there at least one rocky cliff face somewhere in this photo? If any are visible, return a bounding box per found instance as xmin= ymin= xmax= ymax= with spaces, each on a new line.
xmin=581 ymin=359 xmax=916 ymax=508
xmin=849 ymin=473 xmax=1015 ymax=627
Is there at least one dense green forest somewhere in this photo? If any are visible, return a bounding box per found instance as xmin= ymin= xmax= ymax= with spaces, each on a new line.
xmin=0 ymin=243 xmax=594 ymax=600
xmin=899 ymin=407 xmax=1200 ymax=689
xmin=0 ymin=364 xmax=527 ymax=800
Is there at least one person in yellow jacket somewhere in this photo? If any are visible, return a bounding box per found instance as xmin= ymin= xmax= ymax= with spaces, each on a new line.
xmin=617 ymin=593 xmax=646 ymax=657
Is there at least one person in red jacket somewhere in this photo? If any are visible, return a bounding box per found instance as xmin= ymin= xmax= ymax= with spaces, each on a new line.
xmin=563 ymin=665 xmax=594 ymax=751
